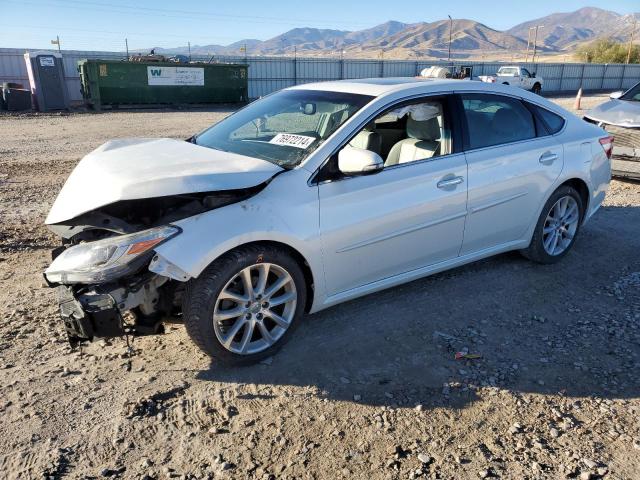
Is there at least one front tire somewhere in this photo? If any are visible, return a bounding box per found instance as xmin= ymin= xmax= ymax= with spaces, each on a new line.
xmin=521 ymin=186 xmax=583 ymax=264
xmin=532 ymin=83 xmax=542 ymax=94
xmin=183 ymin=244 xmax=307 ymax=365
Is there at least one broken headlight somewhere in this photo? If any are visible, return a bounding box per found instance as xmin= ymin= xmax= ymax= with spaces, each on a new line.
xmin=45 ymin=225 xmax=181 ymax=284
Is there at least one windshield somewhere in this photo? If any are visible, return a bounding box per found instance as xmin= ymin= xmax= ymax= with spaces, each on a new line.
xmin=620 ymin=82 xmax=640 ymax=102
xmin=195 ymin=89 xmax=373 ymax=168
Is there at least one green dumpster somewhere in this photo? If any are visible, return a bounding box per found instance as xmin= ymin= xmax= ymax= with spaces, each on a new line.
xmin=78 ymin=59 xmax=248 ymax=109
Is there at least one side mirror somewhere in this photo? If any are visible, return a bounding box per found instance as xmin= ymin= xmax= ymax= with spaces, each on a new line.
xmin=610 ymin=91 xmax=624 ymax=100
xmin=338 ymin=146 xmax=384 ymax=175
xmin=531 ymin=72 xmax=536 ymax=78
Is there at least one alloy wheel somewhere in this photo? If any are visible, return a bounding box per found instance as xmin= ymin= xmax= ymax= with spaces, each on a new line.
xmin=213 ymin=263 xmax=297 ymax=355
xmin=542 ymin=196 xmax=579 ymax=256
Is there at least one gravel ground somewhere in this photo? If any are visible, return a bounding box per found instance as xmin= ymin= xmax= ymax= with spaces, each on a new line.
xmin=0 ymin=94 xmax=639 ymax=480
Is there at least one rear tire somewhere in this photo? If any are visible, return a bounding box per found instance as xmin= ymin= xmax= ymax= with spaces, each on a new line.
xmin=183 ymin=244 xmax=307 ymax=365
xmin=521 ymin=186 xmax=584 ymax=264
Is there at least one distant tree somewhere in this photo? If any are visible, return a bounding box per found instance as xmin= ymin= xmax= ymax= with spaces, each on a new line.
xmin=575 ymin=38 xmax=639 ymax=64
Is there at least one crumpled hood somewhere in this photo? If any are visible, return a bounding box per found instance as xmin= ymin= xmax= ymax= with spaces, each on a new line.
xmin=46 ymin=138 xmax=283 ymax=225
xmin=584 ymin=99 xmax=640 ymax=128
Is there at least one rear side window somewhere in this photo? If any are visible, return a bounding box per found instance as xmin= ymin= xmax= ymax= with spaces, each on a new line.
xmin=530 ymin=104 xmax=565 ymax=134
xmin=461 ymin=94 xmax=536 ymax=149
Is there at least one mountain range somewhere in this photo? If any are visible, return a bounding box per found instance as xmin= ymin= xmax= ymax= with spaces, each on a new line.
xmin=151 ymin=7 xmax=640 ymax=60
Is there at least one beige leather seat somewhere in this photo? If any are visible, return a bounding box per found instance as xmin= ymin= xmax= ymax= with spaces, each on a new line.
xmin=384 ymin=116 xmax=441 ymax=166
xmin=348 ymin=122 xmax=382 ymax=155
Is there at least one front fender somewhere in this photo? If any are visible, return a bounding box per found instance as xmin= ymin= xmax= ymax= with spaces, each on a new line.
xmin=152 ymin=168 xmax=325 ymax=302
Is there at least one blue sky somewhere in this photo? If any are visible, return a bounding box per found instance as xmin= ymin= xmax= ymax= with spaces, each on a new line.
xmin=3 ymin=0 xmax=639 ymax=51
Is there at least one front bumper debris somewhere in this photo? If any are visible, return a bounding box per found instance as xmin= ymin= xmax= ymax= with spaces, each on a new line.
xmin=55 ymin=275 xmax=169 ymax=346
xmin=57 ymin=286 xmax=125 ymax=346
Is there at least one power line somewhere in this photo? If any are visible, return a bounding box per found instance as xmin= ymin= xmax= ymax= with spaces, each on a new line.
xmin=0 ymin=23 xmax=240 ymax=42
xmin=5 ymin=0 xmax=375 ymax=29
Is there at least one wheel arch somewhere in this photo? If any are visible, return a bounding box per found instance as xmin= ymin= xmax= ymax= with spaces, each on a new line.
xmin=203 ymin=240 xmax=317 ymax=313
xmin=559 ymin=177 xmax=590 ymax=221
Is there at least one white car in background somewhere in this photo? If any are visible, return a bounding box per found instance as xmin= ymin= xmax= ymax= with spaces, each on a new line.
xmin=583 ymin=81 xmax=640 ymax=181
xmin=44 ymin=78 xmax=611 ymax=365
xmin=479 ymin=66 xmax=544 ymax=94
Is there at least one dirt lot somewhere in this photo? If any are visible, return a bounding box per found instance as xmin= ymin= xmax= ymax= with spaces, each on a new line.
xmin=0 ymin=94 xmax=639 ymax=480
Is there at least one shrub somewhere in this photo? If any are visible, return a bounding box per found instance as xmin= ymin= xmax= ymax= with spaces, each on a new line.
xmin=575 ymin=38 xmax=639 ymax=64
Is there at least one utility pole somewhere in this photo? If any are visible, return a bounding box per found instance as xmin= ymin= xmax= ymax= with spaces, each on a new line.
xmin=125 ymin=38 xmax=129 ymax=59
xmin=627 ymin=18 xmax=637 ymax=64
xmin=531 ymin=25 xmax=543 ymax=63
xmin=447 ymin=15 xmax=453 ymax=62
xmin=525 ymin=28 xmax=532 ymax=62
xmin=51 ymin=35 xmax=61 ymax=53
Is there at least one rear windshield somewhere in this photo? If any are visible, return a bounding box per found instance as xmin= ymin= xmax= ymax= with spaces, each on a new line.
xmin=195 ymin=89 xmax=373 ymax=168
xmin=620 ymin=82 xmax=640 ymax=102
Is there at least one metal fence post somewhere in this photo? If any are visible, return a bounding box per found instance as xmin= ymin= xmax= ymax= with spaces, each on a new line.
xmin=559 ymin=63 xmax=565 ymax=92
xmin=380 ymin=59 xmax=384 ymax=78
xmin=580 ymin=63 xmax=585 ymax=89
xmin=293 ymin=57 xmax=297 ymax=86
xmin=620 ymin=64 xmax=627 ymax=89
xmin=415 ymin=61 xmax=419 ymax=76
xmin=600 ymin=64 xmax=606 ymax=90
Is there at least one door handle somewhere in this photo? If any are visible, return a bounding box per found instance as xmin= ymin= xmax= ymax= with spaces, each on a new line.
xmin=539 ymin=152 xmax=558 ymax=165
xmin=437 ymin=176 xmax=464 ymax=189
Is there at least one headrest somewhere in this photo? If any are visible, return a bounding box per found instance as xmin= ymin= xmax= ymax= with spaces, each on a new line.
xmin=363 ymin=121 xmax=377 ymax=132
xmin=407 ymin=116 xmax=441 ymax=141
xmin=491 ymin=108 xmax=521 ymax=135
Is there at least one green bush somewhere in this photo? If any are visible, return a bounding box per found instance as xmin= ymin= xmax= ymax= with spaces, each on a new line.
xmin=575 ymin=38 xmax=639 ymax=64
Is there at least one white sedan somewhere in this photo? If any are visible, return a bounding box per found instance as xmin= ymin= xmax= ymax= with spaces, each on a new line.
xmin=44 ymin=78 xmax=611 ymax=364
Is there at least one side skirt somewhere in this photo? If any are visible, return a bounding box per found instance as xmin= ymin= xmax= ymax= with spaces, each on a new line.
xmin=313 ymin=239 xmax=528 ymax=312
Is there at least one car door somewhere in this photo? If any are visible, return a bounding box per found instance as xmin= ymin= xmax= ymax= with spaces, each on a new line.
xmin=458 ymin=93 xmax=563 ymax=256
xmin=520 ymin=68 xmax=532 ymax=90
xmin=317 ymin=95 xmax=468 ymax=296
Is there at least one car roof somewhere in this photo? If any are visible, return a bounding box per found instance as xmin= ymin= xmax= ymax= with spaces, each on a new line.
xmin=288 ymin=77 xmax=508 ymax=97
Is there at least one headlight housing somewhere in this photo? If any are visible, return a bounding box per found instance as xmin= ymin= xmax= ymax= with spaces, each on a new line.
xmin=45 ymin=225 xmax=180 ymax=284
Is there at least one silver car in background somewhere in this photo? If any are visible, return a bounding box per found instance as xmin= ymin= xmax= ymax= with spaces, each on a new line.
xmin=584 ymin=81 xmax=640 ymax=181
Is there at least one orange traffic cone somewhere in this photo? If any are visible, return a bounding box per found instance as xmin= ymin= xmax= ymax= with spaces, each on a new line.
xmin=574 ymin=88 xmax=583 ymax=111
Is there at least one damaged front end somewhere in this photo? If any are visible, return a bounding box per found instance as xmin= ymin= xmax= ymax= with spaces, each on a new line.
xmin=45 ymin=224 xmax=184 ymax=345
xmin=44 ymin=187 xmax=263 ymax=346
xmin=43 ymin=136 xmax=283 ymax=346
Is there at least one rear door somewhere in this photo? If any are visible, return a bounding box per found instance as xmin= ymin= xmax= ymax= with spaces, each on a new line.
xmin=458 ymin=93 xmax=563 ymax=255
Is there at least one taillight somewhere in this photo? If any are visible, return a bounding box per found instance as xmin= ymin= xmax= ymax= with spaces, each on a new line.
xmin=599 ymin=136 xmax=614 ymax=159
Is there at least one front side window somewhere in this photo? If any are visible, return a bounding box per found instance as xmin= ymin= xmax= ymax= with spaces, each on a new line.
xmin=347 ymin=97 xmax=450 ymax=167
xmin=521 ymin=68 xmax=532 ymax=77
xmin=461 ymin=94 xmax=536 ymax=149
xmin=195 ymin=89 xmax=373 ymax=168
xmin=620 ymin=82 xmax=640 ymax=102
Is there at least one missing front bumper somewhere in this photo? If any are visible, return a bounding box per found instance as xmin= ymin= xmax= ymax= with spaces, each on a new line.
xmin=55 ymin=276 xmax=169 ymax=347
xmin=57 ymin=286 xmax=126 ymax=346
